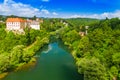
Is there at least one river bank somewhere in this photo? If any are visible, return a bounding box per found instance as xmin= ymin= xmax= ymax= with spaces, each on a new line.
xmin=2 ymin=42 xmax=83 ymax=80
xmin=0 ymin=73 xmax=8 ymax=80
xmin=0 ymin=57 xmax=37 ymax=80
xmin=0 ymin=36 xmax=50 ymax=79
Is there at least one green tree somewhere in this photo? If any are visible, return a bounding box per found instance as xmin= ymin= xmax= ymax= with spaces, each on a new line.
xmin=32 ymin=15 xmax=37 ymax=20
xmin=110 ymin=66 xmax=118 ymax=80
xmin=10 ymin=45 xmax=24 ymax=66
xmin=0 ymin=53 xmax=10 ymax=73
xmin=76 ymin=57 xmax=107 ymax=80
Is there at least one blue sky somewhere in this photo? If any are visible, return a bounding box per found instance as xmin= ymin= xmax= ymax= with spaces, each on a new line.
xmin=0 ymin=0 xmax=120 ymax=18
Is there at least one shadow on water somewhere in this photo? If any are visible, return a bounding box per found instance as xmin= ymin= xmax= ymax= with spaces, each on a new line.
xmin=61 ymin=64 xmax=83 ymax=80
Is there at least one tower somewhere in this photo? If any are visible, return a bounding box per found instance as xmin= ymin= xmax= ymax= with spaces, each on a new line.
xmin=85 ymin=26 xmax=89 ymax=35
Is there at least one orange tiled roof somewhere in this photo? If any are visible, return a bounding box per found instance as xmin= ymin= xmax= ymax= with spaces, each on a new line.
xmin=6 ymin=18 xmax=26 ymax=22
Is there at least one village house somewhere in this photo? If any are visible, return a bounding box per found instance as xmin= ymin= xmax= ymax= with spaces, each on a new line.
xmin=39 ymin=19 xmax=43 ymax=23
xmin=0 ymin=20 xmax=4 ymax=23
xmin=27 ymin=18 xmax=40 ymax=30
xmin=79 ymin=31 xmax=85 ymax=37
xmin=79 ymin=26 xmax=89 ymax=37
xmin=60 ymin=20 xmax=68 ymax=27
xmin=6 ymin=18 xmax=26 ymax=32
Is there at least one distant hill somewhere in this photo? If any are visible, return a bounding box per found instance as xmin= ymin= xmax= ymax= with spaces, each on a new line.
xmin=65 ymin=18 xmax=99 ymax=27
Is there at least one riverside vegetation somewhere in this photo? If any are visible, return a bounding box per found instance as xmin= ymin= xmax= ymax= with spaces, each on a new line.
xmin=0 ymin=23 xmax=50 ymax=74
xmin=0 ymin=17 xmax=120 ymax=80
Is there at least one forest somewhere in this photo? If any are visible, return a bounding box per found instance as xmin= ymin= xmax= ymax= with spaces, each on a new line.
xmin=58 ymin=17 xmax=120 ymax=80
xmin=0 ymin=17 xmax=120 ymax=80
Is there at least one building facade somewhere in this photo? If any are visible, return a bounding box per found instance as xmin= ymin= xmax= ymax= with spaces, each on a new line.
xmin=27 ymin=19 xmax=40 ymax=30
xmin=6 ymin=18 xmax=26 ymax=32
xmin=6 ymin=18 xmax=41 ymax=33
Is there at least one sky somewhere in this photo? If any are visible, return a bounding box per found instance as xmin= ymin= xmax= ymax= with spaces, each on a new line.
xmin=0 ymin=0 xmax=120 ymax=18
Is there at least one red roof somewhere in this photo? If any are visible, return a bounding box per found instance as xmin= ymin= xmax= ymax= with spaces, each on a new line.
xmin=6 ymin=18 xmax=26 ymax=22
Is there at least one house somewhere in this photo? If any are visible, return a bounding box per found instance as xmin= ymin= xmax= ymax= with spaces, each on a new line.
xmin=79 ymin=32 xmax=85 ymax=37
xmin=63 ymin=22 xmax=68 ymax=26
xmin=60 ymin=20 xmax=68 ymax=27
xmin=6 ymin=18 xmax=26 ymax=32
xmin=79 ymin=26 xmax=89 ymax=37
xmin=39 ymin=19 xmax=43 ymax=23
xmin=29 ymin=20 xmax=40 ymax=30
xmin=0 ymin=20 xmax=4 ymax=23
xmin=27 ymin=19 xmax=40 ymax=30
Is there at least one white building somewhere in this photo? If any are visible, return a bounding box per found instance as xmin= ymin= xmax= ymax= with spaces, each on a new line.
xmin=27 ymin=19 xmax=40 ymax=30
xmin=6 ymin=18 xmax=26 ymax=32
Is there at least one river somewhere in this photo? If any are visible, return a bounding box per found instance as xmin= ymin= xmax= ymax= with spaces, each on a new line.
xmin=3 ymin=42 xmax=83 ymax=80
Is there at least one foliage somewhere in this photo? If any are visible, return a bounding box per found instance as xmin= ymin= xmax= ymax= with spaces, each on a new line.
xmin=59 ymin=18 xmax=120 ymax=80
xmin=77 ymin=57 xmax=107 ymax=80
xmin=0 ymin=54 xmax=10 ymax=73
xmin=0 ymin=17 xmax=120 ymax=80
xmin=10 ymin=45 xmax=25 ymax=66
xmin=0 ymin=22 xmax=50 ymax=73
xmin=65 ymin=18 xmax=99 ymax=31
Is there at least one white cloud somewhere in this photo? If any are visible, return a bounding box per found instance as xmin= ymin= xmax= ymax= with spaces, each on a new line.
xmin=41 ymin=9 xmax=50 ymax=14
xmin=1 ymin=0 xmax=120 ymax=19
xmin=70 ymin=15 xmax=81 ymax=18
xmin=0 ymin=0 xmax=40 ymax=17
xmin=52 ymin=12 xmax=58 ymax=15
xmin=41 ymin=0 xmax=49 ymax=2
xmin=0 ymin=0 xmax=55 ymax=17
xmin=69 ymin=10 xmax=120 ymax=19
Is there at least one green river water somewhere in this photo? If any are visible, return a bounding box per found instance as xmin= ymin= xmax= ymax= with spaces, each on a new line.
xmin=3 ymin=42 xmax=83 ymax=80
